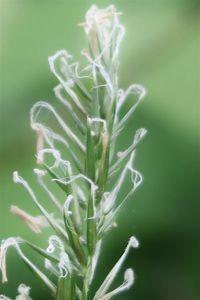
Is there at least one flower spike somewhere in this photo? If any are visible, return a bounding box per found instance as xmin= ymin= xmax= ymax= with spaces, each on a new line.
xmin=2 ymin=5 xmax=146 ymax=299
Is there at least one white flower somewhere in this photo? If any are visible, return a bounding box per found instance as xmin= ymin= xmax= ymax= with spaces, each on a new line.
xmin=81 ymin=5 xmax=124 ymax=62
xmin=16 ymin=284 xmax=32 ymax=300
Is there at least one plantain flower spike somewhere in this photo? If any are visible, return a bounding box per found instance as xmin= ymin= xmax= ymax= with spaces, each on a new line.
xmin=0 ymin=5 xmax=146 ymax=300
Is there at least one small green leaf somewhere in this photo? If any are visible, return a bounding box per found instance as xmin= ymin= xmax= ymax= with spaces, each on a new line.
xmin=70 ymin=272 xmax=77 ymax=300
xmin=42 ymin=162 xmax=67 ymax=193
xmin=96 ymin=131 xmax=110 ymax=204
xmin=85 ymin=118 xmax=96 ymax=181
xmin=16 ymin=246 xmax=56 ymax=294
xmin=31 ymin=195 xmax=68 ymax=243
xmin=13 ymin=171 xmax=68 ymax=243
xmin=73 ymin=76 xmax=92 ymax=104
xmin=87 ymin=188 xmax=97 ymax=256
xmin=64 ymin=197 xmax=87 ymax=266
xmin=110 ymin=128 xmax=147 ymax=176
xmin=81 ymin=283 xmax=87 ymax=300
xmin=24 ymin=240 xmax=59 ymax=263
xmin=56 ymin=274 xmax=73 ymax=300
xmin=65 ymin=166 xmax=82 ymax=235
xmin=56 ymin=277 xmax=68 ymax=300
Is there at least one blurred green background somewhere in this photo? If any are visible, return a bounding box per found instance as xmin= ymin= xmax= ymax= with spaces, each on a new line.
xmin=0 ymin=0 xmax=199 ymax=299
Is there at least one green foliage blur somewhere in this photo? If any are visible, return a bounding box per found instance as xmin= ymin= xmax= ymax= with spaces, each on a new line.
xmin=0 ymin=0 xmax=199 ymax=299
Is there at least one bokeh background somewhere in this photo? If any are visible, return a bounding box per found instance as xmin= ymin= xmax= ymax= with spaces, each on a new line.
xmin=0 ymin=0 xmax=199 ymax=299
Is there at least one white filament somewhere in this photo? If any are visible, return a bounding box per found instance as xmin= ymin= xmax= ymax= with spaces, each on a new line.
xmin=33 ymin=168 xmax=63 ymax=212
xmin=31 ymin=101 xmax=85 ymax=152
xmin=53 ymin=173 xmax=97 ymax=196
xmin=45 ymin=235 xmax=71 ymax=277
xmin=13 ymin=171 xmax=67 ymax=240
xmin=48 ymin=50 xmax=87 ymax=114
xmin=33 ymin=126 xmax=82 ymax=170
xmin=63 ymin=195 xmax=73 ymax=218
xmin=110 ymin=128 xmax=147 ymax=176
xmin=114 ymin=84 xmax=146 ymax=137
xmin=88 ymin=117 xmax=108 ymax=133
xmin=54 ymin=84 xmax=86 ymax=133
xmin=44 ymin=259 xmax=60 ymax=277
xmin=36 ymin=148 xmax=61 ymax=168
xmin=94 ymin=236 xmax=139 ymax=299
xmin=0 ymin=238 xmax=55 ymax=293
xmin=100 ymin=269 xmax=134 ymax=300
xmin=103 ymin=156 xmax=129 ymax=214
xmin=58 ymin=251 xmax=71 ymax=276
xmin=47 ymin=235 xmax=65 ymax=253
